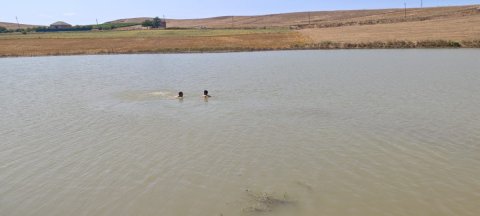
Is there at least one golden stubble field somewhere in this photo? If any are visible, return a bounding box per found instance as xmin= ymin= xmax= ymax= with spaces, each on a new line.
xmin=300 ymin=11 xmax=480 ymax=43
xmin=0 ymin=29 xmax=305 ymax=57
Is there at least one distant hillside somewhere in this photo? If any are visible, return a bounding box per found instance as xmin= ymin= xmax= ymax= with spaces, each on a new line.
xmin=107 ymin=5 xmax=480 ymax=28
xmin=0 ymin=22 xmax=41 ymax=30
xmin=106 ymin=17 xmax=152 ymax=24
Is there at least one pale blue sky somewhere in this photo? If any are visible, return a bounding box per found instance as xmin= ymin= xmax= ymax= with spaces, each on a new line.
xmin=1 ymin=0 xmax=479 ymax=25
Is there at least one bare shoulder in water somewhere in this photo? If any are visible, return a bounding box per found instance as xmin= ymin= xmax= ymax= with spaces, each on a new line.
xmin=176 ymin=91 xmax=184 ymax=99
xmin=203 ymin=90 xmax=212 ymax=98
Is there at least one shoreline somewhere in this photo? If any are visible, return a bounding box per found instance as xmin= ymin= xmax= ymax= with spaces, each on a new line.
xmin=1 ymin=39 xmax=479 ymax=58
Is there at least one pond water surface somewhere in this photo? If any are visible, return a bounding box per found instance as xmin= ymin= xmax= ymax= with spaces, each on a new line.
xmin=1 ymin=50 xmax=480 ymax=216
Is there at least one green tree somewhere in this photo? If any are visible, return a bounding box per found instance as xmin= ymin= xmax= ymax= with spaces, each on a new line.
xmin=152 ymin=17 xmax=162 ymax=28
xmin=142 ymin=20 xmax=153 ymax=27
xmin=0 ymin=26 xmax=7 ymax=33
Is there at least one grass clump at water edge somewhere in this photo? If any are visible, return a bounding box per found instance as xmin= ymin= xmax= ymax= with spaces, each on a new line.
xmin=294 ymin=39 xmax=476 ymax=49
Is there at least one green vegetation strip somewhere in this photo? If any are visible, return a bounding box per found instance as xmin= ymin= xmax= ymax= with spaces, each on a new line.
xmin=0 ymin=28 xmax=291 ymax=39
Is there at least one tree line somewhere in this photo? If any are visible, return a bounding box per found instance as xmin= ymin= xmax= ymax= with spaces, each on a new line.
xmin=141 ymin=17 xmax=166 ymax=28
xmin=0 ymin=17 xmax=166 ymax=34
xmin=0 ymin=23 xmax=139 ymax=34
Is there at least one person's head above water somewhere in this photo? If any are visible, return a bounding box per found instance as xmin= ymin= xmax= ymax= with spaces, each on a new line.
xmin=178 ymin=91 xmax=183 ymax=98
xmin=203 ymin=90 xmax=212 ymax=98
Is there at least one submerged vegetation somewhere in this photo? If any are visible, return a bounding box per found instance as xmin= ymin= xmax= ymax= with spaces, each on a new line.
xmin=242 ymin=190 xmax=296 ymax=213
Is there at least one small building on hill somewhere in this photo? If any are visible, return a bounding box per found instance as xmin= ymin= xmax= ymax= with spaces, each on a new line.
xmin=50 ymin=21 xmax=72 ymax=29
xmin=159 ymin=19 xmax=167 ymax=29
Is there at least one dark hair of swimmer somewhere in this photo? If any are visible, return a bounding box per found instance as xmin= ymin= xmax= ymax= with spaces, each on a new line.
xmin=178 ymin=91 xmax=183 ymax=97
xmin=204 ymin=90 xmax=208 ymax=96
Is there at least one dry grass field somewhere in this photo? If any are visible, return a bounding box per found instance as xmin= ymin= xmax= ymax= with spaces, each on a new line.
xmin=301 ymin=8 xmax=480 ymax=43
xmin=0 ymin=29 xmax=304 ymax=57
xmin=1 ymin=5 xmax=479 ymax=57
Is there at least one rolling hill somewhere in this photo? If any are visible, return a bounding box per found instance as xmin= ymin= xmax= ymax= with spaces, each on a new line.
xmin=108 ymin=5 xmax=480 ymax=29
xmin=0 ymin=22 xmax=40 ymax=30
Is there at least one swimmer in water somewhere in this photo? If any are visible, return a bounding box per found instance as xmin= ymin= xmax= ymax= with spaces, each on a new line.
xmin=203 ymin=90 xmax=211 ymax=98
xmin=177 ymin=91 xmax=184 ymax=99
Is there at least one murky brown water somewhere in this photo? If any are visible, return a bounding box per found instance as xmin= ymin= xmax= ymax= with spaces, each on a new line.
xmin=1 ymin=50 xmax=480 ymax=216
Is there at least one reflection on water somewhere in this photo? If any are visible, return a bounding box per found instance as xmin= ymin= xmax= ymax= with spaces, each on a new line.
xmin=1 ymin=50 xmax=480 ymax=216
xmin=116 ymin=90 xmax=178 ymax=101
